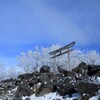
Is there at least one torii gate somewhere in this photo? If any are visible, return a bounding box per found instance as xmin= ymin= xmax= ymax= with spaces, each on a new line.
xmin=49 ymin=41 xmax=76 ymax=70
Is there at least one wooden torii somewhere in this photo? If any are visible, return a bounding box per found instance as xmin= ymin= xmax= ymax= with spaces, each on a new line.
xmin=49 ymin=41 xmax=76 ymax=70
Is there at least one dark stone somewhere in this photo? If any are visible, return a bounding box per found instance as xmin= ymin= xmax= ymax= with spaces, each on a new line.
xmin=87 ymin=65 xmax=93 ymax=71
xmin=6 ymin=83 xmax=16 ymax=90
xmin=25 ymin=98 xmax=31 ymax=100
xmin=95 ymin=72 xmax=100 ymax=77
xmin=15 ymin=83 xmax=33 ymax=98
xmin=39 ymin=73 xmax=54 ymax=83
xmin=35 ymin=83 xmax=54 ymax=97
xmin=0 ymin=82 xmax=5 ymax=87
xmin=15 ymin=79 xmax=22 ymax=86
xmin=2 ymin=83 xmax=16 ymax=92
xmin=81 ymin=94 xmax=91 ymax=100
xmin=52 ymin=73 xmax=64 ymax=82
xmin=12 ymin=97 xmax=22 ymax=100
xmin=18 ymin=73 xmax=32 ymax=80
xmin=1 ymin=62 xmax=100 ymax=99
xmin=78 ymin=62 xmax=87 ymax=67
xmin=76 ymin=82 xmax=99 ymax=97
xmin=29 ymin=78 xmax=40 ymax=87
xmin=1 ymin=78 xmax=15 ymax=83
xmin=72 ymin=62 xmax=89 ymax=77
xmin=0 ymin=88 xmax=3 ymax=94
xmin=32 ymin=71 xmax=40 ymax=76
xmin=55 ymin=81 xmax=75 ymax=96
xmin=87 ymin=70 xmax=100 ymax=76
xmin=58 ymin=67 xmax=75 ymax=77
xmin=87 ymin=65 xmax=100 ymax=76
xmin=40 ymin=66 xmax=50 ymax=73
xmin=72 ymin=62 xmax=88 ymax=73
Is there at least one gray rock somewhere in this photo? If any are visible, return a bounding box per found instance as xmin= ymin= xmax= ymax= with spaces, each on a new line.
xmin=1 ymin=78 xmax=15 ymax=83
xmin=72 ymin=62 xmax=88 ymax=74
xmin=87 ymin=65 xmax=100 ymax=76
xmin=58 ymin=67 xmax=75 ymax=77
xmin=40 ymin=66 xmax=50 ymax=73
xmin=25 ymin=98 xmax=31 ymax=100
xmin=39 ymin=72 xmax=54 ymax=83
xmin=29 ymin=78 xmax=40 ymax=87
xmin=18 ymin=73 xmax=32 ymax=80
xmin=35 ymin=83 xmax=54 ymax=97
xmin=15 ymin=79 xmax=21 ymax=86
xmin=55 ymin=81 xmax=75 ymax=96
xmin=32 ymin=71 xmax=40 ymax=76
xmin=76 ymin=82 xmax=99 ymax=97
xmin=15 ymin=83 xmax=33 ymax=98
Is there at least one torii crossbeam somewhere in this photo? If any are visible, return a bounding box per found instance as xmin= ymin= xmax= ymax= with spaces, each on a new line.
xmin=49 ymin=41 xmax=76 ymax=70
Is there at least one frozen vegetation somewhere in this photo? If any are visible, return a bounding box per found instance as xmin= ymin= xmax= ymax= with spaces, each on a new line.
xmin=0 ymin=44 xmax=100 ymax=80
xmin=17 ymin=44 xmax=100 ymax=73
xmin=0 ymin=44 xmax=100 ymax=100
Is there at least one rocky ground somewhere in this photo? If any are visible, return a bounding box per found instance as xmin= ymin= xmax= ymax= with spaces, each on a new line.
xmin=0 ymin=62 xmax=100 ymax=100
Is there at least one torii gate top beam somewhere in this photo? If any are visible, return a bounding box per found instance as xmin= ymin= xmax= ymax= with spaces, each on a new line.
xmin=49 ymin=41 xmax=75 ymax=58
xmin=49 ymin=41 xmax=76 ymax=71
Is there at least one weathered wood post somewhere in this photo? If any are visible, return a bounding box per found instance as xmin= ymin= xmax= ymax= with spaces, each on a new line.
xmin=49 ymin=41 xmax=75 ymax=71
xmin=67 ymin=49 xmax=71 ymax=70
xmin=54 ymin=55 xmax=56 ymax=72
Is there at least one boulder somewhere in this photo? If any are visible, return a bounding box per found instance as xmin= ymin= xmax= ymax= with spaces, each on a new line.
xmin=0 ymin=82 xmax=5 ymax=87
xmin=54 ymin=77 xmax=75 ymax=96
xmin=87 ymin=65 xmax=100 ymax=76
xmin=40 ymin=65 xmax=50 ymax=73
xmin=0 ymin=88 xmax=3 ymax=94
xmin=78 ymin=62 xmax=87 ymax=67
xmin=32 ymin=70 xmax=40 ymax=76
xmin=52 ymin=73 xmax=64 ymax=82
xmin=76 ymin=82 xmax=99 ymax=97
xmin=25 ymin=98 xmax=31 ymax=100
xmin=39 ymin=72 xmax=54 ymax=83
xmin=4 ymin=83 xmax=16 ymax=91
xmin=72 ymin=62 xmax=88 ymax=75
xmin=95 ymin=72 xmax=100 ymax=77
xmin=0 ymin=62 xmax=100 ymax=99
xmin=15 ymin=79 xmax=22 ymax=86
xmin=15 ymin=83 xmax=33 ymax=98
xmin=55 ymin=80 xmax=75 ymax=96
xmin=29 ymin=78 xmax=40 ymax=87
xmin=81 ymin=94 xmax=91 ymax=100
xmin=1 ymin=78 xmax=15 ymax=83
xmin=35 ymin=83 xmax=54 ymax=97
xmin=58 ymin=67 xmax=75 ymax=77
xmin=18 ymin=73 xmax=32 ymax=80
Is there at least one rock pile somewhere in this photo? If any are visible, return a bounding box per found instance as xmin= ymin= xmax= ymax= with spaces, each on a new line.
xmin=0 ymin=63 xmax=100 ymax=100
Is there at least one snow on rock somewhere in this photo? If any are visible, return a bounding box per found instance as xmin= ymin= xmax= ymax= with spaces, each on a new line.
xmin=87 ymin=76 xmax=100 ymax=85
xmin=22 ymin=92 xmax=81 ymax=100
xmin=89 ymin=95 xmax=100 ymax=100
xmin=97 ymin=77 xmax=100 ymax=83
xmin=11 ymin=87 xmax=18 ymax=92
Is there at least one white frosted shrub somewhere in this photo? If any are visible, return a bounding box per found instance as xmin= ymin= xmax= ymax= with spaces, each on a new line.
xmin=17 ymin=44 xmax=100 ymax=73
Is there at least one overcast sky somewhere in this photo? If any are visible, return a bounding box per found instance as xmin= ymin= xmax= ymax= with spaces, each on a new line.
xmin=0 ymin=0 xmax=100 ymax=66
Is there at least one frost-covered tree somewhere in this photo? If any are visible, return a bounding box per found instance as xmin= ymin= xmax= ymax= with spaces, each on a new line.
xmin=17 ymin=44 xmax=100 ymax=73
xmin=0 ymin=63 xmax=6 ymax=81
xmin=17 ymin=44 xmax=62 ymax=73
xmin=17 ymin=51 xmax=35 ymax=73
xmin=85 ymin=50 xmax=100 ymax=65
xmin=72 ymin=50 xmax=100 ymax=65
xmin=7 ymin=66 xmax=18 ymax=79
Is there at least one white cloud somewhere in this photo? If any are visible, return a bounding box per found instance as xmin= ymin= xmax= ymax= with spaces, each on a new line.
xmin=0 ymin=0 xmax=99 ymax=49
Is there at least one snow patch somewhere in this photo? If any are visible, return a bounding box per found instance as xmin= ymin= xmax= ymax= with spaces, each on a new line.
xmin=89 ymin=95 xmax=100 ymax=100
xmin=22 ymin=92 xmax=81 ymax=100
